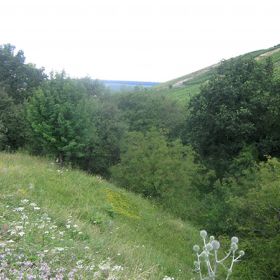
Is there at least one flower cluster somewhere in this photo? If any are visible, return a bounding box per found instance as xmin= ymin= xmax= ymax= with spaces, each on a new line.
xmin=193 ymin=230 xmax=244 ymax=280
xmin=0 ymin=196 xmax=125 ymax=279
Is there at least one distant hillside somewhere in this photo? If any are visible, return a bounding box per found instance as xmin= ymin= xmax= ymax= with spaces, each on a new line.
xmin=156 ymin=44 xmax=280 ymax=102
xmin=102 ymin=80 xmax=159 ymax=91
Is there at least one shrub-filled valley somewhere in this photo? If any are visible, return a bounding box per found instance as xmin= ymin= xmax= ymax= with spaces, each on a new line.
xmin=0 ymin=43 xmax=280 ymax=279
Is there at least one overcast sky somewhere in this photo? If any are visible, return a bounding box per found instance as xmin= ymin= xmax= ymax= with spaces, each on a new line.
xmin=1 ymin=0 xmax=279 ymax=82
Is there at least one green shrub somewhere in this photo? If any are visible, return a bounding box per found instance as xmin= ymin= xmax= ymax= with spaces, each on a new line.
xmin=111 ymin=129 xmax=210 ymax=220
xmin=26 ymin=73 xmax=98 ymax=164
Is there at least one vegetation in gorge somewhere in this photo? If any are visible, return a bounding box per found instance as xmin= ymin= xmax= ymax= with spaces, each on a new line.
xmin=1 ymin=43 xmax=280 ymax=279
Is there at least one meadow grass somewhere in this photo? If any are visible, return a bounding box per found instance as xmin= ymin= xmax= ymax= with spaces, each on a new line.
xmin=0 ymin=152 xmax=199 ymax=279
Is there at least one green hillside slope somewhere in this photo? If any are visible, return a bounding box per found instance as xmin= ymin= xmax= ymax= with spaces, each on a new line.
xmin=0 ymin=152 xmax=199 ymax=279
xmin=155 ymin=44 xmax=280 ymax=103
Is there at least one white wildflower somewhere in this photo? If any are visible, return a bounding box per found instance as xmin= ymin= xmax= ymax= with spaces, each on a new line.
xmin=231 ymin=236 xmax=239 ymax=244
xmin=211 ymin=240 xmax=220 ymax=250
xmin=15 ymin=226 xmax=23 ymax=230
xmin=55 ymin=247 xmax=64 ymax=252
xmin=193 ymin=245 xmax=200 ymax=252
xmin=93 ymin=271 xmax=101 ymax=278
xmin=200 ymin=230 xmax=207 ymax=239
xmin=21 ymin=214 xmax=28 ymax=220
xmin=14 ymin=207 xmax=24 ymax=212
xmin=112 ymin=265 xmax=123 ymax=272
xmin=163 ymin=276 xmax=175 ymax=280
xmin=98 ymin=262 xmax=110 ymax=271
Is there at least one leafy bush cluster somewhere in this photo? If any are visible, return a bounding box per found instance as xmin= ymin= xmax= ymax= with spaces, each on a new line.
xmin=0 ymin=45 xmax=45 ymax=151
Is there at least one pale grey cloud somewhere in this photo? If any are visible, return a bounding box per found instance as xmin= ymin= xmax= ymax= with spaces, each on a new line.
xmin=1 ymin=0 xmax=279 ymax=81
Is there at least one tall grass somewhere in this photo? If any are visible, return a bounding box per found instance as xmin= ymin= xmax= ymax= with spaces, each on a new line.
xmin=0 ymin=152 xmax=199 ymax=279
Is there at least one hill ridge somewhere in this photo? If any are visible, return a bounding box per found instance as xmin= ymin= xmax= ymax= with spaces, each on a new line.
xmin=160 ymin=44 xmax=280 ymax=89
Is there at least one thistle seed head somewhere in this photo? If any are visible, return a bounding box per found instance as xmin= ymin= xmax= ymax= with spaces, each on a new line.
xmin=200 ymin=230 xmax=207 ymax=239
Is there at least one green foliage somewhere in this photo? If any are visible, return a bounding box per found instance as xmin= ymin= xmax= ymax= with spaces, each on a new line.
xmin=186 ymin=57 xmax=280 ymax=176
xmin=0 ymin=88 xmax=27 ymax=150
xmin=26 ymin=74 xmax=124 ymax=175
xmin=116 ymin=92 xmax=185 ymax=139
xmin=76 ymin=77 xmax=109 ymax=98
xmin=26 ymin=73 xmax=97 ymax=163
xmin=0 ymin=44 xmax=46 ymax=150
xmin=196 ymin=154 xmax=280 ymax=280
xmin=112 ymin=130 xmax=181 ymax=197
xmin=182 ymin=57 xmax=280 ymax=279
xmin=228 ymin=158 xmax=280 ymax=279
xmin=111 ymin=130 xmax=209 ymax=220
xmin=0 ymin=44 xmax=46 ymax=103
xmin=78 ymin=100 xmax=126 ymax=176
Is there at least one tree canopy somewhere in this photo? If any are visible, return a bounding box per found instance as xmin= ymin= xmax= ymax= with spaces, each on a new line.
xmin=26 ymin=73 xmax=97 ymax=163
xmin=0 ymin=44 xmax=46 ymax=103
xmin=185 ymin=57 xmax=280 ymax=175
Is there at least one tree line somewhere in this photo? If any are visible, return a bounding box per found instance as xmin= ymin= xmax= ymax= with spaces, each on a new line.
xmin=0 ymin=44 xmax=279 ymax=279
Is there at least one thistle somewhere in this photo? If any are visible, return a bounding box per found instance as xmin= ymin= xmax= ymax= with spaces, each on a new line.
xmin=193 ymin=230 xmax=244 ymax=280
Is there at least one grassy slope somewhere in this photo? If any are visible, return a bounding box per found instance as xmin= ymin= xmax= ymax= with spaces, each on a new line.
xmin=154 ymin=44 xmax=280 ymax=104
xmin=0 ymin=152 xmax=199 ymax=279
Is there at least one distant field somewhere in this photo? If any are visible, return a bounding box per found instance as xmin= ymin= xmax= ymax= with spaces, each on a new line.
xmin=0 ymin=152 xmax=199 ymax=279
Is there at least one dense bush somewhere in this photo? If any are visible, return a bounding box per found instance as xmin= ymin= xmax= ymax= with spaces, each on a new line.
xmin=0 ymin=44 xmax=46 ymax=103
xmin=110 ymin=130 xmax=212 ymax=219
xmin=194 ymin=153 xmax=280 ymax=280
xmin=116 ymin=91 xmax=185 ymax=139
xmin=26 ymin=73 xmax=98 ymax=164
xmin=26 ymin=73 xmax=125 ymax=175
xmin=185 ymin=57 xmax=280 ymax=176
xmin=77 ymin=100 xmax=125 ymax=176
xmin=184 ymin=57 xmax=280 ymax=279
xmin=0 ymin=44 xmax=46 ymax=151
xmin=0 ymin=88 xmax=28 ymax=150
xmin=229 ymin=158 xmax=280 ymax=279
